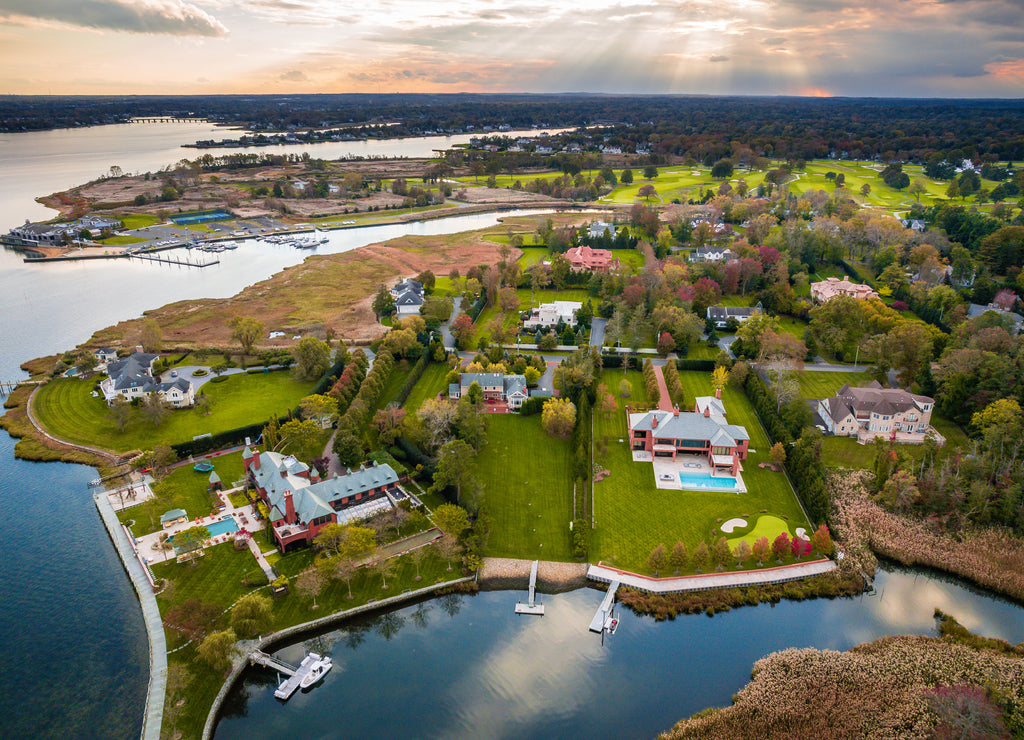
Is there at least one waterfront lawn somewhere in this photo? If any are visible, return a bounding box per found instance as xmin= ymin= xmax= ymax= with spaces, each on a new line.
xmin=819 ymin=413 xmax=970 ymax=470
xmin=157 ymin=541 xmax=463 ymax=740
xmin=590 ymin=371 xmax=811 ymax=572
xmin=401 ymin=363 xmax=450 ymax=413
xmin=796 ymin=370 xmax=873 ymax=400
xmin=117 ymin=451 xmax=245 ymax=529
xmin=475 ymin=414 xmax=574 ymax=561
xmin=33 ymin=372 xmax=315 ymax=453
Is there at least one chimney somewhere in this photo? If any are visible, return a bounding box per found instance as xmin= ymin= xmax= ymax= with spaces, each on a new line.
xmin=673 ymin=405 xmax=679 ymax=417
xmin=251 ymin=451 xmax=261 ymax=471
xmin=715 ymin=387 xmax=721 ymax=400
xmin=704 ymin=406 xmax=711 ymax=418
xmin=284 ymin=490 xmax=295 ymax=523
xmin=280 ymin=467 xmax=289 ymax=478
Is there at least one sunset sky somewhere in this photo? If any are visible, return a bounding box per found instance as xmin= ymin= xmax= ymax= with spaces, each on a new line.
xmin=1 ymin=0 xmax=1022 ymax=97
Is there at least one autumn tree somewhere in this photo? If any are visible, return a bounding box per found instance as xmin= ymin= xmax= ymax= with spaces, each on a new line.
xmin=300 ymin=393 xmax=338 ymax=429
xmin=373 ymin=403 xmax=406 ymax=445
xmin=230 ymin=593 xmax=272 ymax=638
xmin=230 ymin=315 xmax=264 ymax=356
xmin=710 ymin=537 xmax=732 ymax=570
xmin=433 ymin=502 xmax=471 ymax=537
xmin=541 ymin=397 xmax=576 ymax=437
xmin=198 ymin=629 xmax=237 ymax=672
xmin=296 ymin=567 xmax=326 ymax=609
xmin=140 ymin=318 xmax=162 ymax=352
xmin=752 ymin=536 xmax=771 ymax=565
xmin=711 ymin=365 xmax=729 ymax=394
xmin=733 ymin=540 xmax=752 ymax=568
xmin=669 ymin=541 xmax=688 ymax=574
xmin=772 ymin=532 xmax=791 ymax=562
xmin=293 ymin=336 xmax=331 ymax=381
xmin=164 ymin=599 xmax=221 ymax=640
xmin=810 ymin=525 xmax=833 ymax=557
xmin=450 ymin=313 xmax=475 ymax=350
xmin=691 ymin=540 xmax=710 ymax=572
xmin=768 ymin=442 xmax=787 ymax=469
xmin=647 ymin=542 xmax=667 ymax=576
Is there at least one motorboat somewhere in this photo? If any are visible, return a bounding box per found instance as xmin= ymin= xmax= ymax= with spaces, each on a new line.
xmin=299 ymin=654 xmax=332 ymax=688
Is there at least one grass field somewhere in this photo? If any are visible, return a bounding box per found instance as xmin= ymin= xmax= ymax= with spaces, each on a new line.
xmin=34 ymin=372 xmax=315 ymax=452
xmin=401 ymin=363 xmax=450 ymax=413
xmin=474 ymin=414 xmax=574 ymax=561
xmin=115 ymin=213 xmax=160 ymax=229
xmin=117 ymin=451 xmax=245 ymax=528
xmin=590 ymin=370 xmax=811 ymax=572
xmin=818 ymin=411 xmax=970 ymax=470
xmin=796 ymin=370 xmax=874 ymax=399
xmin=99 ymin=235 xmax=147 ymax=245
xmin=724 ymin=515 xmax=794 ymax=548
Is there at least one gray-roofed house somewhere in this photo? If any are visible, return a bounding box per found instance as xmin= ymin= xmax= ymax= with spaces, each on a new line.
xmin=688 ymin=245 xmax=736 ymax=263
xmin=244 ymin=448 xmax=414 ymax=551
xmin=449 ymin=372 xmax=530 ymax=409
xmin=816 ymin=381 xmax=939 ymax=444
xmin=628 ymin=393 xmax=750 ymax=476
xmin=707 ymin=303 xmax=762 ymax=329
xmin=966 ymin=303 xmax=1024 ymax=334
xmin=94 ymin=347 xmax=118 ymax=365
xmin=390 ymin=278 xmax=425 ymax=317
xmin=99 ymin=351 xmax=195 ymax=407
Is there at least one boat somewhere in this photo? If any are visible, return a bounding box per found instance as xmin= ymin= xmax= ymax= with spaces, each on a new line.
xmin=606 ymin=617 xmax=619 ymax=635
xmin=193 ymin=462 xmax=214 ymax=472
xmin=299 ymin=653 xmax=332 ymax=688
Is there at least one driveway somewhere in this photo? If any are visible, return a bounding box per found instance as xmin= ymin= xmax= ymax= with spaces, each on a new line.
xmin=440 ymin=297 xmax=463 ymax=351
xmin=589 ymin=317 xmax=607 ymax=347
xmin=161 ymin=365 xmax=248 ymax=391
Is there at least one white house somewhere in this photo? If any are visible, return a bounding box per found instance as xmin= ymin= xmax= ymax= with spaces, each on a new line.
xmin=449 ymin=373 xmax=530 ymax=409
xmin=522 ymin=301 xmax=582 ymax=330
xmin=390 ymin=278 xmax=424 ymax=317
xmin=688 ymin=246 xmax=736 ymax=263
xmin=707 ymin=304 xmax=762 ymax=329
xmin=99 ymin=351 xmax=195 ymax=408
xmin=816 ymin=382 xmax=937 ymax=444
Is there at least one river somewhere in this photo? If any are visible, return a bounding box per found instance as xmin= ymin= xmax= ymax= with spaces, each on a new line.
xmin=0 ymin=121 xmax=1021 ymax=740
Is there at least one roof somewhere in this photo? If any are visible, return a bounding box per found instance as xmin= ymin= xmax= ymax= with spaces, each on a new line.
xmin=394 ymin=289 xmax=424 ymax=306
xmin=629 ymin=409 xmax=749 ymax=445
xmin=208 ymin=471 xmax=221 ymax=484
xmin=107 ymin=352 xmax=158 ymax=391
xmin=160 ymin=508 xmax=187 ymax=523
xmin=707 ymin=306 xmax=760 ymax=321
xmin=503 ymin=375 xmax=527 ymax=397
xmin=461 ymin=372 xmax=504 ymax=388
xmin=821 ymin=383 xmax=933 ymax=420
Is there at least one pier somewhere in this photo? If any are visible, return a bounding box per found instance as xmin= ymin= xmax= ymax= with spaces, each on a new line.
xmin=514 ymin=560 xmax=545 ymax=616
xmin=588 ymin=581 xmax=620 ymax=633
xmin=128 ymin=251 xmax=219 ymax=268
xmin=0 ymin=380 xmax=22 ymax=397
xmin=250 ymin=650 xmax=325 ymax=700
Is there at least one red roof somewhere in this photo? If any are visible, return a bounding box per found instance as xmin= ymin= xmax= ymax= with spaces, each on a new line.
xmin=566 ymin=244 xmax=615 ymax=270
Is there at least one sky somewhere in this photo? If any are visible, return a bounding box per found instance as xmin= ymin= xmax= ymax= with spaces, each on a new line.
xmin=0 ymin=0 xmax=1023 ymax=97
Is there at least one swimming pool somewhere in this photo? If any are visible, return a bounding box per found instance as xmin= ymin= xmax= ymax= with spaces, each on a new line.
xmin=678 ymin=472 xmax=737 ymax=490
xmin=170 ymin=517 xmax=238 ymax=544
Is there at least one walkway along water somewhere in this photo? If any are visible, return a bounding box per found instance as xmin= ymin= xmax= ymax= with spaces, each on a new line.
xmin=94 ymin=493 xmax=166 ymax=740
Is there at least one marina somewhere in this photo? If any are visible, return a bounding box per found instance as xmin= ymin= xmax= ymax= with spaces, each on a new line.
xmin=250 ymin=650 xmax=332 ymax=701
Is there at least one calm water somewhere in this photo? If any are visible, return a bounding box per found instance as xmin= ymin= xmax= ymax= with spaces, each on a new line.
xmin=214 ymin=567 xmax=1024 ymax=740
xmin=0 ymin=121 xmax=1022 ymax=740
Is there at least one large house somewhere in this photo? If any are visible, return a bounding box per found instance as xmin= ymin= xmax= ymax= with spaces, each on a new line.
xmin=5 ymin=216 xmax=123 ymax=247
xmin=628 ymin=394 xmax=749 ymax=476
xmin=244 ymin=449 xmax=414 ymax=551
xmin=707 ymin=304 xmax=762 ymax=329
xmin=967 ymin=301 xmax=1023 ymax=333
xmin=390 ymin=278 xmax=424 ymax=316
xmin=816 ymin=382 xmax=936 ymax=443
xmin=449 ymin=372 xmax=529 ymax=409
xmin=522 ymin=300 xmax=582 ymax=330
xmin=688 ymin=246 xmax=736 ymax=263
xmin=810 ymin=276 xmax=878 ymax=303
xmin=564 ymin=244 xmax=616 ymax=272
xmin=587 ymin=221 xmax=617 ymax=240
xmin=99 ymin=351 xmax=195 ymax=407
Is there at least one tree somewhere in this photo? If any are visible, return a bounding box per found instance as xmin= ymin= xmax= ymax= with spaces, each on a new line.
xmin=436 ymin=533 xmax=461 ymax=571
xmin=174 ymin=525 xmax=210 ymax=564
xmin=884 ymin=323 xmax=934 ymax=387
xmin=860 ymin=183 xmax=871 ymax=197
xmin=638 ymin=184 xmax=657 ymax=201
xmin=541 ymin=397 xmax=576 ymax=437
xmin=711 ymin=537 xmax=732 ymax=570
xmin=450 ymin=313 xmax=475 ymax=350
xmin=752 ymin=536 xmax=771 ymax=565
xmin=141 ymin=444 xmax=177 ymax=477
xmin=643 ymin=165 xmax=658 ymax=180
xmin=711 ymin=159 xmax=734 ymax=178
xmin=198 ymin=629 xmax=237 ymax=672
xmin=691 ymin=540 xmax=709 ymax=572
xmin=140 ymin=319 xmax=162 ymax=352
xmin=657 ymin=330 xmax=675 ymax=355
xmin=332 ymin=556 xmax=359 ymax=599
xmin=524 ymin=366 xmax=541 ymax=387
xmin=332 ymin=430 xmax=362 ymax=466
xmin=430 ymin=440 xmax=478 ymax=505
xmin=164 ymin=598 xmax=221 ymax=640
xmin=711 ymin=366 xmax=729 ymax=394
xmin=106 ymin=394 xmax=133 ymax=432
xmin=734 ymin=540 xmax=752 ymax=568
xmin=296 ymin=567 xmax=326 ymax=609
xmin=300 ymin=393 xmax=338 ymax=429
xmin=371 ymin=554 xmax=396 ymax=590
xmin=768 ymin=441 xmax=787 ymax=469
xmin=598 ymin=384 xmax=618 ymax=418
xmin=373 ymin=403 xmax=406 ymax=445
xmin=433 ymin=502 xmax=471 ymax=536
xmin=772 ymin=532 xmax=791 ymax=562
xmin=230 ymin=593 xmax=272 ymax=638
xmin=908 ymin=179 xmax=927 ymax=202
xmin=230 ymin=315 xmax=264 ymax=356
xmin=647 ymin=543 xmax=667 ymax=576
xmin=409 ymin=546 xmax=428 ymax=581
xmin=293 ymin=337 xmax=331 ymax=381
xmin=417 ymin=397 xmax=458 ymax=452
xmin=971 ymin=398 xmax=1024 ymax=458
xmin=618 ymin=378 xmax=632 ymax=398
xmin=621 ymin=168 xmax=633 ymax=184
xmin=372 ymin=284 xmax=395 ymax=318
xmin=277 ymin=418 xmax=320 ymax=454
xmin=669 ymin=541 xmax=688 ymax=574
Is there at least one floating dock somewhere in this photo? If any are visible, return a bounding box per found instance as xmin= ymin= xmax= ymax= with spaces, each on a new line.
xmin=588 ymin=581 xmax=620 ymax=633
xmin=250 ymin=650 xmax=324 ymax=700
xmin=514 ymin=560 xmax=545 ymax=615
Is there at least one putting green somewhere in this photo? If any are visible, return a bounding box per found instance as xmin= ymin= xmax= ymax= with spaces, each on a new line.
xmin=726 ymin=515 xmax=791 ymax=547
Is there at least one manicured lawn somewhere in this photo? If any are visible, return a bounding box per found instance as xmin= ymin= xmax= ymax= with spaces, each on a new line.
xmin=515 ymin=287 xmax=592 ymax=306
xmin=402 ymin=363 xmax=450 ymax=413
xmin=590 ymin=370 xmax=811 ymax=572
xmin=600 ymin=166 xmax=765 ymax=205
xmin=475 ymin=414 xmax=574 ymax=561
xmin=725 ymin=514 xmax=794 ymax=548
xmin=34 ymin=372 xmax=315 ymax=453
xmin=517 ymin=247 xmax=550 ymax=268
xmin=116 ymin=213 xmax=160 ymax=229
xmin=117 ymin=451 xmax=245 ymax=529
xmin=819 ymin=412 xmax=970 ymax=470
xmin=99 ymin=235 xmax=147 ymax=245
xmin=796 ymin=370 xmax=874 ymax=400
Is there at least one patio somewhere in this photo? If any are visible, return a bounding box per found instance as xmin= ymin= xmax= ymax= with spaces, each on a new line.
xmin=649 ymin=455 xmax=748 ymax=493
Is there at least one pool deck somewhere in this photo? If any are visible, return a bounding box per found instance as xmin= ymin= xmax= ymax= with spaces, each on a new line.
xmin=647 ymin=455 xmax=748 ymax=493
xmin=127 ymin=485 xmax=262 ymax=564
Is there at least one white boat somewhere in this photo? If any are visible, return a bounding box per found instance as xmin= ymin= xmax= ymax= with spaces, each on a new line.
xmin=299 ymin=654 xmax=332 ymax=688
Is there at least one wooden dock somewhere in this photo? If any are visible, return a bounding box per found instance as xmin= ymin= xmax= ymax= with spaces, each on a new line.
xmin=129 ymin=251 xmax=219 ymax=268
xmin=588 ymin=581 xmax=620 ymax=633
xmin=514 ymin=560 xmax=545 ymax=616
xmin=250 ymin=650 xmax=324 ymax=701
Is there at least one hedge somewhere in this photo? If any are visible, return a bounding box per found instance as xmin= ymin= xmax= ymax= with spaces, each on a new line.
xmin=170 ymin=417 xmax=284 ymax=459
xmin=393 ymin=350 xmax=430 ymax=407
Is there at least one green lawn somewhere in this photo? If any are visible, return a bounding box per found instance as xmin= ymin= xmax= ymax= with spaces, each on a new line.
xmin=116 ymin=213 xmax=160 ymax=230
xmin=725 ymin=515 xmax=794 ymax=548
xmin=590 ymin=370 xmax=811 ymax=572
xmin=402 ymin=364 xmax=450 ymax=413
xmin=475 ymin=414 xmax=574 ymax=561
xmin=34 ymin=371 xmax=315 ymax=453
xmin=117 ymin=451 xmax=245 ymax=528
xmin=99 ymin=235 xmax=147 ymax=245
xmin=819 ymin=412 xmax=970 ymax=470
xmin=517 ymin=247 xmax=550 ymax=268
xmin=796 ymin=370 xmax=874 ymax=400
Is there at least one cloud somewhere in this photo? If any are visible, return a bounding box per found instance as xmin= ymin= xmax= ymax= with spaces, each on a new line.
xmin=0 ymin=0 xmax=228 ymax=37
xmin=709 ymin=55 xmax=729 ymax=62
xmin=278 ymin=69 xmax=307 ymax=81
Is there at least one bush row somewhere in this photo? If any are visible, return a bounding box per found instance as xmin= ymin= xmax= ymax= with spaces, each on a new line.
xmin=662 ymin=361 xmax=685 ymax=408
xmin=392 ymin=349 xmax=430 ymax=407
xmin=642 ymin=359 xmax=661 ymax=406
xmin=332 ymin=349 xmax=396 ymax=465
